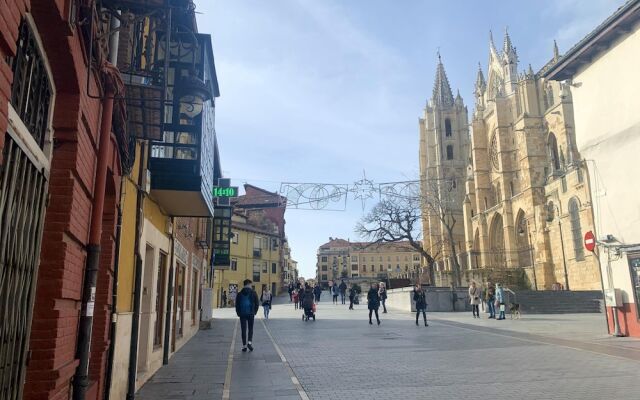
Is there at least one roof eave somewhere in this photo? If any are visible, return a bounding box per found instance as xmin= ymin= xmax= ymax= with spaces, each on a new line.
xmin=544 ymin=0 xmax=640 ymax=80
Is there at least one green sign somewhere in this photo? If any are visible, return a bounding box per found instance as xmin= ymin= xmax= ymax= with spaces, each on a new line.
xmin=212 ymin=186 xmax=238 ymax=198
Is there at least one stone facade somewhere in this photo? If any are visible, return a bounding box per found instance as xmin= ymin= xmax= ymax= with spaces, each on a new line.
xmin=420 ymin=32 xmax=601 ymax=290
xmin=316 ymin=238 xmax=424 ymax=287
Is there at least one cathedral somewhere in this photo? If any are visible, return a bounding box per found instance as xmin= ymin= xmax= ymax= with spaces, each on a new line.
xmin=419 ymin=31 xmax=601 ymax=290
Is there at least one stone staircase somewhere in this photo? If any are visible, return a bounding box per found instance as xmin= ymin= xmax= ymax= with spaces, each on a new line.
xmin=503 ymin=290 xmax=603 ymax=314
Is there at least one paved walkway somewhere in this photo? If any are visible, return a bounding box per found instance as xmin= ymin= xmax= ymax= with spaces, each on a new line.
xmin=136 ymin=292 xmax=640 ymax=400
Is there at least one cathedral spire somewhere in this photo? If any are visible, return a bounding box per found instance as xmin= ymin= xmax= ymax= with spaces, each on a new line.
xmin=431 ymin=52 xmax=454 ymax=107
xmin=553 ymin=39 xmax=560 ymax=60
xmin=489 ymin=30 xmax=498 ymax=57
xmin=475 ymin=62 xmax=486 ymax=95
xmin=502 ymin=27 xmax=517 ymax=62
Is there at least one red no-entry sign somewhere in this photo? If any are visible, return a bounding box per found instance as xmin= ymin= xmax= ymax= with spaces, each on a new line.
xmin=584 ymin=231 xmax=596 ymax=252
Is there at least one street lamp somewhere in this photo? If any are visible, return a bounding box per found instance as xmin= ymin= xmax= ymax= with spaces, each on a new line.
xmin=518 ymin=218 xmax=538 ymax=290
xmin=548 ymin=203 xmax=570 ymax=290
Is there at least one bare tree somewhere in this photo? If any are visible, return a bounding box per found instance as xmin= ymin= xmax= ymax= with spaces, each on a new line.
xmin=355 ymin=178 xmax=464 ymax=286
xmin=421 ymin=179 xmax=463 ymax=287
xmin=355 ymin=196 xmax=436 ymax=284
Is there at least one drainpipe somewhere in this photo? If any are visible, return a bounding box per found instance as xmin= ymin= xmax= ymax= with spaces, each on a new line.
xmin=72 ymin=14 xmax=121 ymax=400
xmin=126 ymin=141 xmax=146 ymax=400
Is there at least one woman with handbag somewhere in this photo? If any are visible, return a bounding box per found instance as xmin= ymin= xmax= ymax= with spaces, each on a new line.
xmin=413 ymin=285 xmax=428 ymax=327
xmin=468 ymin=281 xmax=481 ymax=318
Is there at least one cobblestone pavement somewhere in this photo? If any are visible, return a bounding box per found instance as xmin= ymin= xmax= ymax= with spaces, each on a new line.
xmin=137 ymin=292 xmax=640 ymax=399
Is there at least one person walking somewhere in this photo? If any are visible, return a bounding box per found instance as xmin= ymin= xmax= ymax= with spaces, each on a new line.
xmin=496 ymin=283 xmax=506 ymax=320
xmin=367 ymin=283 xmax=381 ymax=325
xmin=485 ymin=282 xmax=496 ymax=319
xmin=339 ymin=280 xmax=347 ymax=305
xmin=348 ymin=284 xmax=356 ymax=310
xmin=288 ymin=283 xmax=294 ymax=302
xmin=298 ymin=287 xmax=304 ymax=309
xmin=379 ymin=282 xmax=388 ymax=313
xmin=235 ymin=279 xmax=259 ymax=352
xmin=314 ymin=284 xmax=322 ymax=304
xmin=413 ymin=284 xmax=428 ymax=326
xmin=469 ymin=281 xmax=481 ymax=318
xmin=331 ymin=282 xmax=339 ymax=304
xmin=292 ymin=289 xmax=299 ymax=310
xmin=221 ymin=290 xmax=227 ymax=308
xmin=260 ymin=287 xmax=273 ymax=319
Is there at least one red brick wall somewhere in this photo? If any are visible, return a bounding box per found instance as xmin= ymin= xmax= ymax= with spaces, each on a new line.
xmin=606 ymin=304 xmax=640 ymax=337
xmin=0 ymin=1 xmax=121 ymax=399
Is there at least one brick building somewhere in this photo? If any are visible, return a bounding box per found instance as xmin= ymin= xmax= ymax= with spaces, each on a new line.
xmin=0 ymin=1 xmax=129 ymax=399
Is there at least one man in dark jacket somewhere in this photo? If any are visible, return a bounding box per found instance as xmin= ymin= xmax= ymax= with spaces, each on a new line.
xmin=313 ymin=284 xmax=322 ymax=304
xmin=367 ymin=283 xmax=381 ymax=325
xmin=235 ymin=279 xmax=260 ymax=352
xmin=339 ymin=280 xmax=347 ymax=305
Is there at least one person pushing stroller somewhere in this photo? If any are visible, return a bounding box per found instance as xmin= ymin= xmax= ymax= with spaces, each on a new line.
xmin=302 ymin=284 xmax=316 ymax=321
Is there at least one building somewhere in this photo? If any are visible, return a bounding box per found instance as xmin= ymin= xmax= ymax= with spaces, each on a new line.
xmin=419 ymin=54 xmax=470 ymax=287
xmin=213 ymin=210 xmax=283 ymax=307
xmin=108 ymin=1 xmax=222 ymax=398
xmin=420 ymin=32 xmax=601 ymax=290
xmin=0 ymin=2 xmax=131 ymax=399
xmin=316 ymin=238 xmax=424 ymax=287
xmin=544 ymin=0 xmax=640 ymax=336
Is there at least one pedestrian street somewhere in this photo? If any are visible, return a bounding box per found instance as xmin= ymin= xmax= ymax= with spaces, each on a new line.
xmin=136 ymin=293 xmax=640 ymax=400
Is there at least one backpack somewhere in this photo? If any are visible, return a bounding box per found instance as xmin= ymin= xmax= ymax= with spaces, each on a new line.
xmin=238 ymin=291 xmax=253 ymax=316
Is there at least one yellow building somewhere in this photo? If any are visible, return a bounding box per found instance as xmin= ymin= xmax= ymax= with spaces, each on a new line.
xmin=108 ymin=8 xmax=222 ymax=398
xmin=213 ymin=212 xmax=283 ymax=308
xmin=316 ymin=238 xmax=424 ymax=287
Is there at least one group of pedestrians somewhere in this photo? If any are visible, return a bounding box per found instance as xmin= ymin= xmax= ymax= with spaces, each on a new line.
xmin=468 ymin=281 xmax=509 ymax=320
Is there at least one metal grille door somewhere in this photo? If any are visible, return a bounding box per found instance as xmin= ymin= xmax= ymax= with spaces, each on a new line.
xmin=0 ymin=134 xmax=48 ymax=400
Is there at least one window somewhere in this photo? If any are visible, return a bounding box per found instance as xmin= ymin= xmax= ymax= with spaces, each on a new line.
xmin=577 ymin=167 xmax=584 ymax=184
xmin=379 ymin=265 xmax=383 ymax=272
xmin=231 ymin=258 xmax=238 ymax=271
xmin=321 ymin=274 xmax=327 ymax=281
xmin=231 ymin=231 xmax=238 ymax=244
xmin=548 ymin=133 xmax=560 ymax=171
xmin=272 ymin=263 xmax=277 ymax=274
xmin=253 ymin=261 xmax=261 ymax=282
xmin=362 ymin=264 xmax=367 ymax=272
xmin=569 ymin=198 xmax=585 ymax=261
xmin=321 ymin=265 xmax=327 ymax=271
xmin=446 ymin=145 xmax=454 ymax=160
xmin=262 ymin=262 xmax=268 ymax=273
xmin=153 ymin=252 xmax=167 ymax=348
xmin=445 ymin=118 xmax=452 ymax=137
xmin=371 ymin=265 xmax=375 ymax=272
xmin=321 ymin=256 xmax=328 ymax=262
xmin=413 ymin=255 xmax=420 ymax=261
xmin=271 ymin=238 xmax=279 ymax=250
xmin=351 ymin=255 xmax=358 ymax=262
xmin=351 ymin=265 xmax=358 ymax=271
xmin=253 ymin=236 xmax=262 ymax=250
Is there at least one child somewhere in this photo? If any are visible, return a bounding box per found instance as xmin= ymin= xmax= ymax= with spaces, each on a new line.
xmin=293 ymin=289 xmax=299 ymax=310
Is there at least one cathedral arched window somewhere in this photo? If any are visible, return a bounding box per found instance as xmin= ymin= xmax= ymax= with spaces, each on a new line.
xmin=445 ymin=118 xmax=452 ymax=137
xmin=569 ymin=198 xmax=585 ymax=261
xmin=446 ymin=145 xmax=454 ymax=160
xmin=548 ymin=133 xmax=560 ymax=171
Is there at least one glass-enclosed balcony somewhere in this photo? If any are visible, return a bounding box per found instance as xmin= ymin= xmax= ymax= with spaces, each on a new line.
xmin=149 ymin=32 xmax=220 ymax=217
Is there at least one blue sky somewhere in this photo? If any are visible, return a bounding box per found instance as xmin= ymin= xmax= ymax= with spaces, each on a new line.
xmin=196 ymin=0 xmax=622 ymax=279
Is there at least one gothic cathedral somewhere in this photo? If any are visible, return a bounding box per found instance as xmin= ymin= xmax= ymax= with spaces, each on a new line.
xmin=420 ymin=31 xmax=601 ymax=290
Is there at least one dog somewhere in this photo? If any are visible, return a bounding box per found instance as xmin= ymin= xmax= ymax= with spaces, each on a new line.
xmin=509 ymin=303 xmax=521 ymax=319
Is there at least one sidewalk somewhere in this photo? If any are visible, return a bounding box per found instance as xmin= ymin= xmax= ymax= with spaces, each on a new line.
xmin=136 ymin=297 xmax=303 ymax=400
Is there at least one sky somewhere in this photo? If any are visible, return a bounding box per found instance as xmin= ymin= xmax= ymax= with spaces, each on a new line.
xmin=195 ymin=0 xmax=622 ymax=279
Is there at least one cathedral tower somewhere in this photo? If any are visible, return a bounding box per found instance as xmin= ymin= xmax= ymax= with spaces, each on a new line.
xmin=419 ymin=53 xmax=470 ymax=286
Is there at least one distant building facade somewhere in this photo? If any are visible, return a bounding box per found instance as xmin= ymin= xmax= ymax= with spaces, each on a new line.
xmin=316 ymin=238 xmax=424 ymax=287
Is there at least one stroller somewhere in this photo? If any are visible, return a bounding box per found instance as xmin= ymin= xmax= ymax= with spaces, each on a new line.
xmin=301 ymin=289 xmax=316 ymax=321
